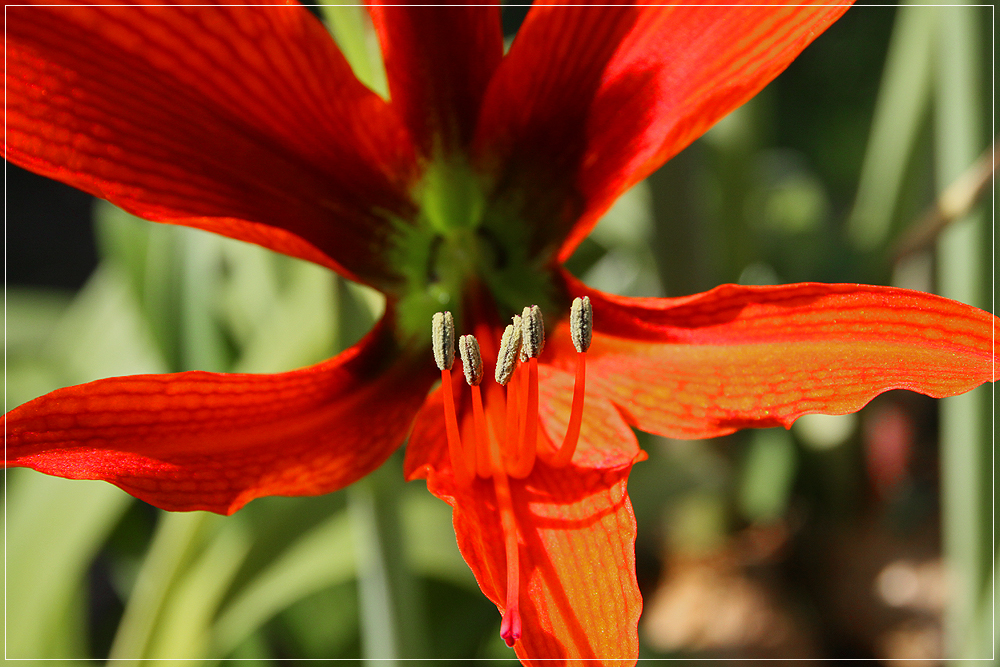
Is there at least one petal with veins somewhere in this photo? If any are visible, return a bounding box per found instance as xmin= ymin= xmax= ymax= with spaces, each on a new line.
xmin=473 ymin=0 xmax=851 ymax=262
xmin=556 ymin=270 xmax=997 ymax=439
xmin=6 ymin=1 xmax=418 ymax=287
xmin=7 ymin=315 xmax=437 ymax=514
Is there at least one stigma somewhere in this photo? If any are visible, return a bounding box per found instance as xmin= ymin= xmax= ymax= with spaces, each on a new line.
xmin=430 ymin=297 xmax=593 ymax=647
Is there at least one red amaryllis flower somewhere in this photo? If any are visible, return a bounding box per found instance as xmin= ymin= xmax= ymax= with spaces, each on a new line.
xmin=6 ymin=2 xmax=997 ymax=663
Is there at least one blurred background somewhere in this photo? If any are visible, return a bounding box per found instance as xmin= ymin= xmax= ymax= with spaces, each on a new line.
xmin=5 ymin=2 xmax=995 ymax=663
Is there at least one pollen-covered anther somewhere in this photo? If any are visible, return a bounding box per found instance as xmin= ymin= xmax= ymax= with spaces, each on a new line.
xmin=432 ymin=311 xmax=455 ymax=371
xmin=570 ymin=296 xmax=592 ymax=353
xmin=495 ymin=317 xmax=523 ymax=386
xmin=520 ymin=305 xmax=545 ymax=359
xmin=459 ymin=334 xmax=484 ymax=386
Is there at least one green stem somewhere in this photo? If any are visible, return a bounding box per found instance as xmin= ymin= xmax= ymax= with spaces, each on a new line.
xmin=107 ymin=511 xmax=210 ymax=664
xmin=933 ymin=3 xmax=990 ymax=661
xmin=348 ymin=456 xmax=427 ymax=662
xmin=847 ymin=4 xmax=935 ymax=251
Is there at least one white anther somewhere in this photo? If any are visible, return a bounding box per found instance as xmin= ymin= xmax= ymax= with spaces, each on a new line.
xmin=520 ymin=305 xmax=545 ymax=359
xmin=570 ymin=296 xmax=592 ymax=353
xmin=459 ymin=334 xmax=484 ymax=386
xmin=495 ymin=318 xmax=523 ymax=385
xmin=432 ymin=311 xmax=455 ymax=371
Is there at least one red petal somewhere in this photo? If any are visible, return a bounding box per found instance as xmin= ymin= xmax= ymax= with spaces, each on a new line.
xmin=554 ymin=271 xmax=998 ymax=439
xmin=6 ymin=1 xmax=418 ymax=287
xmin=451 ymin=466 xmax=640 ymax=664
xmin=370 ymin=4 xmax=503 ymax=157
xmin=406 ymin=363 xmax=643 ymax=662
xmin=6 ymin=316 xmax=437 ymax=514
xmin=472 ymin=1 xmax=851 ymax=261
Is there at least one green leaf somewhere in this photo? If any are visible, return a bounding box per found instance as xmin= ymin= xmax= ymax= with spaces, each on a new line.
xmin=5 ymin=469 xmax=132 ymax=659
xmin=146 ymin=520 xmax=252 ymax=660
xmin=402 ymin=487 xmax=476 ymax=591
xmin=93 ymin=202 xmax=184 ymax=368
xmin=229 ymin=256 xmax=339 ymax=373
xmin=846 ymin=4 xmax=935 ymax=250
xmin=211 ymin=511 xmax=356 ymax=656
xmin=5 ymin=287 xmax=73 ymax=354
xmin=5 ymin=287 xmax=74 ymax=410
xmin=215 ymin=241 xmax=282 ymax=351
xmin=108 ymin=511 xmax=212 ymax=663
xmin=44 ymin=265 xmax=168 ymax=384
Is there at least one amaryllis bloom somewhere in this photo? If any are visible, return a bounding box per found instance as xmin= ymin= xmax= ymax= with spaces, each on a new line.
xmin=6 ymin=2 xmax=997 ymax=662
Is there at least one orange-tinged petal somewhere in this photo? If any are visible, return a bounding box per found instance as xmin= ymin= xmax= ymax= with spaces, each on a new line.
xmin=450 ymin=465 xmax=640 ymax=665
xmin=554 ymin=271 xmax=997 ymax=439
xmin=6 ymin=1 xmax=418 ymax=288
xmin=6 ymin=317 xmax=437 ymax=514
xmin=472 ymin=1 xmax=851 ymax=261
xmin=407 ymin=363 xmax=643 ymax=663
xmin=370 ymin=3 xmax=503 ymax=157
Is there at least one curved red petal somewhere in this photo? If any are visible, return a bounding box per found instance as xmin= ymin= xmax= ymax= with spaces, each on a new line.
xmin=553 ymin=271 xmax=997 ymax=439
xmin=451 ymin=466 xmax=640 ymax=664
xmin=6 ymin=316 xmax=437 ymax=514
xmin=472 ymin=1 xmax=851 ymax=261
xmin=370 ymin=3 xmax=503 ymax=157
xmin=406 ymin=361 xmax=642 ymax=662
xmin=6 ymin=1 xmax=418 ymax=287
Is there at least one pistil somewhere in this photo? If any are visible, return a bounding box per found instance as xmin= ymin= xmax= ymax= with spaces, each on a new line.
xmin=493 ymin=460 xmax=522 ymax=647
xmin=462 ymin=332 xmax=522 ymax=646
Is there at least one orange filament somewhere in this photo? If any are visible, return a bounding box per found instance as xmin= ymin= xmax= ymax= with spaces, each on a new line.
xmin=441 ymin=369 xmax=474 ymax=486
xmin=550 ymin=350 xmax=586 ymax=467
xmin=504 ymin=381 xmax=520 ymax=472
xmin=509 ymin=357 xmax=538 ymax=479
xmin=470 ymin=385 xmax=493 ymax=479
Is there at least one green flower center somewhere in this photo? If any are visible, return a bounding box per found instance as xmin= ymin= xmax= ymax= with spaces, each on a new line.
xmin=390 ymin=158 xmax=555 ymax=342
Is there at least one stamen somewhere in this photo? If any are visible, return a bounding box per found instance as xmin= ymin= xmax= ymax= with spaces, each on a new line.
xmin=493 ymin=318 xmax=526 ymax=476
xmin=551 ymin=297 xmax=592 ymax=467
xmin=461 ymin=334 xmax=492 ymax=478
xmin=433 ymin=312 xmax=473 ymax=485
xmin=512 ymin=307 xmax=543 ymax=479
xmin=512 ymin=358 xmax=538 ymax=478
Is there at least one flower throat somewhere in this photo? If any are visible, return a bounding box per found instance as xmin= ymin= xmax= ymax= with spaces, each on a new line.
xmin=431 ymin=297 xmax=592 ymax=647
